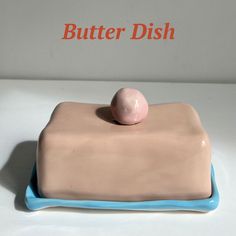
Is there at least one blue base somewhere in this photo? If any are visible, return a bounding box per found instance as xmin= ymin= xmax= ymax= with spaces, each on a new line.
xmin=25 ymin=165 xmax=219 ymax=212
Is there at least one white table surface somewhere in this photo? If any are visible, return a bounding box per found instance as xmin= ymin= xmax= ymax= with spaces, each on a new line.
xmin=0 ymin=79 xmax=235 ymax=236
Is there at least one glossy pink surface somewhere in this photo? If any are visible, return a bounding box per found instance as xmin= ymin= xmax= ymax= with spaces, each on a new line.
xmin=110 ymin=88 xmax=149 ymax=125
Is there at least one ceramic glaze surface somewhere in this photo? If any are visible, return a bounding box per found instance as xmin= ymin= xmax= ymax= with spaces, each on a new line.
xmin=37 ymin=102 xmax=212 ymax=201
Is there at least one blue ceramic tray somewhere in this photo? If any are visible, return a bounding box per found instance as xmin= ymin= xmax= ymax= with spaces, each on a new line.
xmin=25 ymin=165 xmax=219 ymax=212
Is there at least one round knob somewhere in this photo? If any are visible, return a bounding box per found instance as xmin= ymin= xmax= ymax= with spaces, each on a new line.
xmin=110 ymin=88 xmax=148 ymax=125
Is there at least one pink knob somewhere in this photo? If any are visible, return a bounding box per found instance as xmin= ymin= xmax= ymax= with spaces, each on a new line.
xmin=111 ymin=88 xmax=149 ymax=125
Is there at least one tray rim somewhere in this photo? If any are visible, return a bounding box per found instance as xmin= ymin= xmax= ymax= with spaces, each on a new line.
xmin=25 ymin=164 xmax=219 ymax=212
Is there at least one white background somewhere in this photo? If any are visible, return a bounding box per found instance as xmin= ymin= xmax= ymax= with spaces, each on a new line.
xmin=1 ymin=0 xmax=236 ymax=82
xmin=0 ymin=80 xmax=235 ymax=236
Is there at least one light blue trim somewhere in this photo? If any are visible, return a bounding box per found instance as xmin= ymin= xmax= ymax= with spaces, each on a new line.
xmin=25 ymin=165 xmax=219 ymax=212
